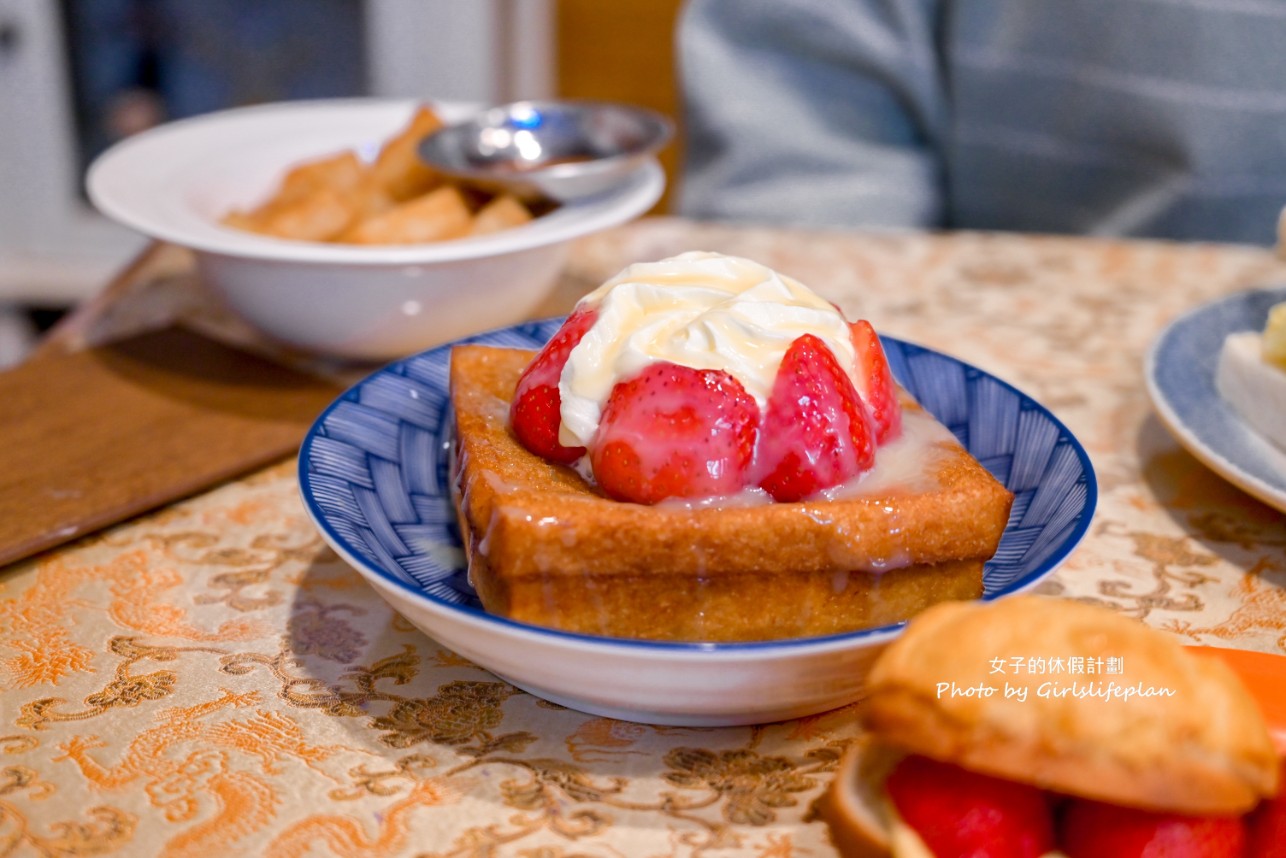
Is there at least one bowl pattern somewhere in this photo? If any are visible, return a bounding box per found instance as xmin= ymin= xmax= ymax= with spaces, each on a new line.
xmin=300 ymin=320 xmax=1096 ymax=633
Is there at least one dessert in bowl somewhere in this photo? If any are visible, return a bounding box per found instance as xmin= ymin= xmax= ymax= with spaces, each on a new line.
xmin=451 ymin=252 xmax=1013 ymax=641
xmin=298 ymin=253 xmax=1096 ymax=724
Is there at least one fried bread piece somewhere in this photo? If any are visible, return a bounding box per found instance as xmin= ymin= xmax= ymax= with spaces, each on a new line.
xmin=449 ymin=344 xmax=1014 ymax=642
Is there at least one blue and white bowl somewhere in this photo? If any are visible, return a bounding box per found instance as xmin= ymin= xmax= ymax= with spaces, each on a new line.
xmin=299 ymin=320 xmax=1097 ymax=725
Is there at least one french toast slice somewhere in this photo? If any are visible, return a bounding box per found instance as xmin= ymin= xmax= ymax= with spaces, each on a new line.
xmin=449 ymin=344 xmax=1014 ymax=642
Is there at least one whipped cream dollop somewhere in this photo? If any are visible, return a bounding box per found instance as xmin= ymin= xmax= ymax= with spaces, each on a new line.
xmin=558 ymin=251 xmax=859 ymax=448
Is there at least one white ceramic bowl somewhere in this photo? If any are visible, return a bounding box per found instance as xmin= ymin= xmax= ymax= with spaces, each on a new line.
xmin=86 ymin=98 xmax=664 ymax=361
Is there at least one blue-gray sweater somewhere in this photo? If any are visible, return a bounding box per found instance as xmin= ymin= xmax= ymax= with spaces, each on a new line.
xmin=678 ymin=0 xmax=1286 ymax=244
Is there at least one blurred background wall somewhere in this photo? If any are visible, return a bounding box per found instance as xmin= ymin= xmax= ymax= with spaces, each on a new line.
xmin=555 ymin=0 xmax=683 ymax=214
xmin=0 ymin=0 xmax=684 ymax=359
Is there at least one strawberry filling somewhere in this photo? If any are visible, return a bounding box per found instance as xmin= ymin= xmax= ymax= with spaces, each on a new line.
xmin=886 ymin=754 xmax=1264 ymax=858
xmin=1059 ymin=799 xmax=1247 ymax=858
xmin=885 ymin=755 xmax=1057 ymax=858
xmin=1248 ymin=759 xmax=1286 ymax=857
xmin=509 ymin=309 xmax=904 ymax=505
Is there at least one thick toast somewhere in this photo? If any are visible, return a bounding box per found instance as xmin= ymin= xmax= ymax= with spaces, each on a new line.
xmin=449 ymin=344 xmax=1014 ymax=642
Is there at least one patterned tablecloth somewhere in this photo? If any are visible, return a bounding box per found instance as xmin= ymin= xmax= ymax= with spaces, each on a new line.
xmin=5 ymin=218 xmax=1286 ymax=856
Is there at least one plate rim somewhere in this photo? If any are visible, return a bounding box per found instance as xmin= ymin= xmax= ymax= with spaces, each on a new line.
xmin=298 ymin=319 xmax=1099 ymax=655
xmin=1144 ymin=285 xmax=1286 ymax=513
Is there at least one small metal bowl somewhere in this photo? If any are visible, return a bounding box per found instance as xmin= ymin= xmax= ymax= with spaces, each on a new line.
xmin=418 ymin=99 xmax=673 ymax=202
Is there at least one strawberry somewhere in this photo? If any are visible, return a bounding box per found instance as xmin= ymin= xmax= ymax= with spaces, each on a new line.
xmin=510 ymin=306 xmax=597 ymax=464
xmin=851 ymin=319 xmax=902 ymax=443
xmin=1248 ymin=759 xmax=1286 ymax=858
xmin=884 ymin=755 xmax=1057 ymax=858
xmin=754 ymin=333 xmax=876 ymax=502
xmin=1059 ymin=799 xmax=1247 ymax=858
xmin=590 ymin=362 xmax=759 ymax=504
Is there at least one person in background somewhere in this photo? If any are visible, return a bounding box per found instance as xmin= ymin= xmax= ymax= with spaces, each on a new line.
xmin=677 ymin=0 xmax=1286 ymax=246
xmin=0 ymin=0 xmax=369 ymax=369
xmin=64 ymin=0 xmax=366 ymax=172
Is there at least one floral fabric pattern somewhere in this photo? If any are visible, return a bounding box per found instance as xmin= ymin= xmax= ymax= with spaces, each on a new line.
xmin=6 ymin=220 xmax=1286 ymax=855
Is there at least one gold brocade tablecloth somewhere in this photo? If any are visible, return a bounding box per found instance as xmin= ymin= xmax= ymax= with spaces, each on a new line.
xmin=5 ymin=217 xmax=1286 ymax=856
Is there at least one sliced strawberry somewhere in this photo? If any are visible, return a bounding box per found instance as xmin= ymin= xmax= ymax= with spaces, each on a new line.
xmin=1059 ymin=799 xmax=1247 ymax=858
xmin=754 ymin=333 xmax=876 ymax=502
xmin=510 ymin=306 xmax=597 ymax=464
xmin=851 ymin=320 xmax=902 ymax=443
xmin=590 ymin=362 xmax=759 ymax=504
xmin=885 ymin=755 xmax=1057 ymax=858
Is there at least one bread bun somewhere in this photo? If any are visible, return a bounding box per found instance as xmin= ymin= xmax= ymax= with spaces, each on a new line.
xmin=816 ymin=737 xmax=901 ymax=858
xmin=862 ymin=595 xmax=1279 ymax=815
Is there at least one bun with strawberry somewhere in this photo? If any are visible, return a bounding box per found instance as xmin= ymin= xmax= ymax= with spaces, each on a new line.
xmin=448 ymin=252 xmax=1013 ymax=641
xmin=819 ymin=595 xmax=1284 ymax=857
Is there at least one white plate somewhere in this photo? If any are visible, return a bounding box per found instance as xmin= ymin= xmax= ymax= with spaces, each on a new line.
xmin=1145 ymin=287 xmax=1286 ymax=512
xmin=299 ymin=320 xmax=1097 ymax=726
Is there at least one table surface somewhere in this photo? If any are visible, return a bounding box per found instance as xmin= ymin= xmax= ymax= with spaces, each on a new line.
xmin=6 ymin=217 xmax=1286 ymax=856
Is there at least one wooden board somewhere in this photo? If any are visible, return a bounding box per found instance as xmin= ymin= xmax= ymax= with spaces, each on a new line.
xmin=0 ymin=326 xmax=344 ymax=567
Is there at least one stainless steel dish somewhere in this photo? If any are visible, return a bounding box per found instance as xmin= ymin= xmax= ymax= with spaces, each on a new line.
xmin=418 ymin=99 xmax=673 ymax=202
